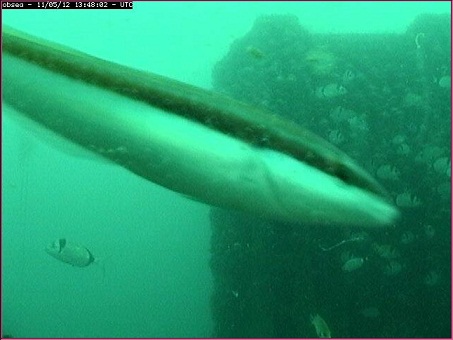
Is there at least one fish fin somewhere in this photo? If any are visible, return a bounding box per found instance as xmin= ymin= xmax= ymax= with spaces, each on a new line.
xmin=59 ymin=238 xmax=66 ymax=251
xmin=87 ymin=249 xmax=96 ymax=265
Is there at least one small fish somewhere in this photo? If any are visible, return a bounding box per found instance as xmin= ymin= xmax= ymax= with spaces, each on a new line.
xmin=383 ymin=261 xmax=402 ymax=276
xmin=349 ymin=231 xmax=369 ymax=242
xmin=433 ymin=157 xmax=450 ymax=176
xmin=342 ymin=70 xmax=355 ymax=84
xmin=392 ymin=134 xmax=406 ymax=145
xmin=340 ymin=250 xmax=353 ymax=263
xmin=373 ymin=243 xmax=399 ymax=259
xmin=415 ymin=145 xmax=445 ymax=165
xmin=329 ymin=106 xmax=355 ymax=123
xmin=348 ymin=115 xmax=369 ymax=132
xmin=360 ymin=307 xmax=380 ymax=318
xmin=396 ymin=143 xmax=411 ymax=156
xmin=395 ymin=192 xmax=422 ymax=208
xmin=437 ymin=182 xmax=451 ymax=199
xmin=315 ymin=83 xmax=347 ymax=99
xmin=310 ymin=314 xmax=331 ymax=338
xmin=400 ymin=231 xmax=416 ymax=245
xmin=376 ymin=165 xmax=400 ymax=181
xmin=246 ymin=45 xmax=265 ymax=59
xmin=423 ymin=224 xmax=435 ymax=239
xmin=342 ymin=257 xmax=365 ymax=272
xmin=328 ymin=129 xmax=345 ymax=145
xmin=403 ymin=92 xmax=424 ymax=107
xmin=45 ymin=238 xmax=95 ymax=267
xmin=438 ymin=75 xmax=451 ymax=88
xmin=305 ymin=48 xmax=337 ymax=76
xmin=424 ymin=270 xmax=440 ymax=286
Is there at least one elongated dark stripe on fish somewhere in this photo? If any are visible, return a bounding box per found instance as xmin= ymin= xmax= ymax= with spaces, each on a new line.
xmin=2 ymin=27 xmax=389 ymax=200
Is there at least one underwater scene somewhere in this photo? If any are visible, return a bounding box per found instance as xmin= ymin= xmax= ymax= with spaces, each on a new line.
xmin=2 ymin=1 xmax=451 ymax=338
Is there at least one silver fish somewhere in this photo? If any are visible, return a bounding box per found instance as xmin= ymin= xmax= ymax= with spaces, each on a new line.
xmin=342 ymin=257 xmax=364 ymax=272
xmin=415 ymin=145 xmax=445 ymax=165
xmin=360 ymin=307 xmax=380 ymax=318
xmin=328 ymin=129 xmax=345 ymax=145
xmin=437 ymin=182 xmax=451 ymax=199
xmin=348 ymin=114 xmax=369 ymax=133
xmin=310 ymin=313 xmax=331 ymax=338
xmin=400 ymin=231 xmax=416 ymax=245
xmin=329 ymin=106 xmax=355 ymax=123
xmin=396 ymin=143 xmax=411 ymax=156
xmin=376 ymin=165 xmax=400 ymax=181
xmin=438 ymin=75 xmax=451 ymax=88
xmin=392 ymin=134 xmax=406 ymax=145
xmin=342 ymin=70 xmax=355 ymax=84
xmin=423 ymin=224 xmax=436 ymax=239
xmin=383 ymin=261 xmax=402 ymax=276
xmin=396 ymin=192 xmax=422 ymax=208
xmin=376 ymin=164 xmax=400 ymax=181
xmin=45 ymin=238 xmax=95 ymax=267
xmin=315 ymin=83 xmax=347 ymax=99
xmin=373 ymin=243 xmax=400 ymax=259
xmin=433 ymin=157 xmax=450 ymax=176
xmin=3 ymin=27 xmax=398 ymax=227
xmin=424 ymin=270 xmax=440 ymax=286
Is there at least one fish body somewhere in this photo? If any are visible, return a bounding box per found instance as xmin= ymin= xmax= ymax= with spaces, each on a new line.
xmin=305 ymin=48 xmax=336 ymax=76
xmin=348 ymin=115 xmax=369 ymax=133
xmin=392 ymin=134 xmax=406 ymax=145
xmin=424 ymin=270 xmax=440 ymax=286
xmin=328 ymin=129 xmax=345 ymax=145
xmin=415 ymin=146 xmax=445 ymax=165
xmin=360 ymin=307 xmax=380 ymax=318
xmin=315 ymin=83 xmax=347 ymax=99
xmin=437 ymin=182 xmax=450 ymax=199
xmin=376 ymin=165 xmax=400 ymax=181
xmin=310 ymin=313 xmax=331 ymax=338
xmin=423 ymin=224 xmax=436 ymax=239
xmin=383 ymin=260 xmax=402 ymax=276
xmin=400 ymin=231 xmax=416 ymax=245
xmin=396 ymin=143 xmax=411 ymax=156
xmin=329 ymin=106 xmax=355 ymax=123
xmin=438 ymin=75 xmax=451 ymax=88
xmin=45 ymin=238 xmax=95 ymax=267
xmin=246 ymin=45 xmax=265 ymax=59
xmin=396 ymin=192 xmax=422 ymax=208
xmin=433 ymin=157 xmax=450 ymax=176
xmin=3 ymin=27 xmax=399 ymax=227
xmin=342 ymin=257 xmax=364 ymax=272
xmin=342 ymin=70 xmax=355 ymax=84
xmin=373 ymin=243 xmax=400 ymax=259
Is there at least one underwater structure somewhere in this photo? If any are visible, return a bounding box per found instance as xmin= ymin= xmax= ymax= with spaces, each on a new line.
xmin=210 ymin=14 xmax=451 ymax=338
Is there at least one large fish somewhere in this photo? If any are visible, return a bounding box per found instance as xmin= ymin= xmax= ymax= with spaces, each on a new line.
xmin=2 ymin=26 xmax=399 ymax=227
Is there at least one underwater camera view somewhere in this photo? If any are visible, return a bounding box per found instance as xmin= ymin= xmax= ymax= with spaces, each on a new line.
xmin=2 ymin=1 xmax=451 ymax=338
